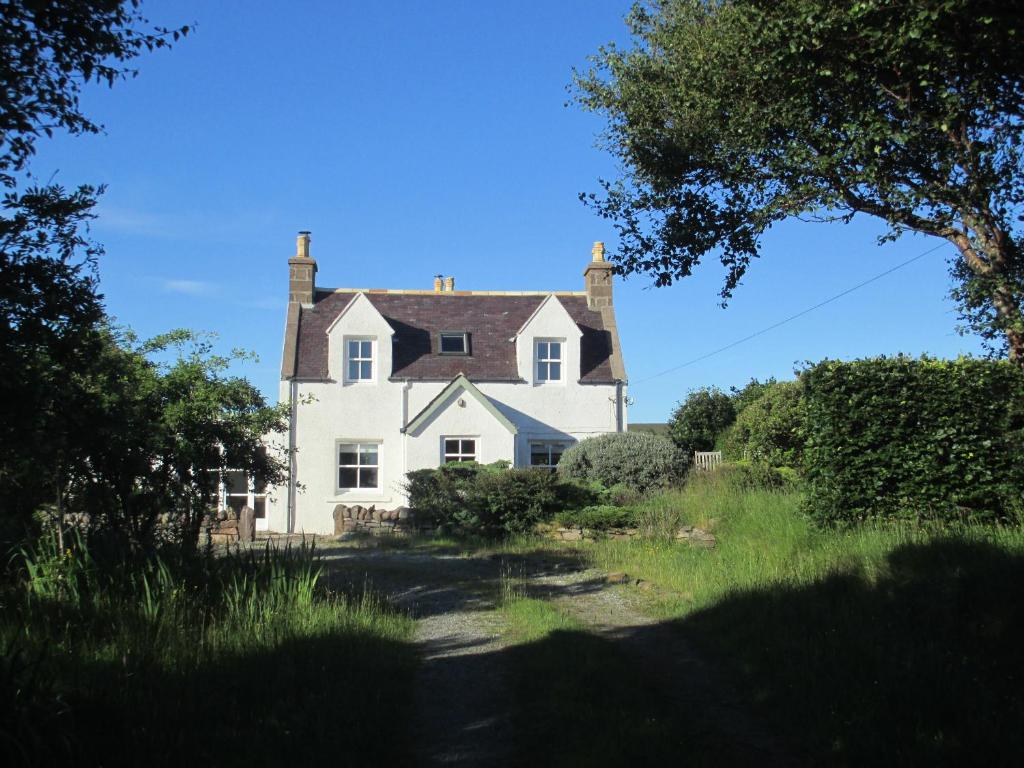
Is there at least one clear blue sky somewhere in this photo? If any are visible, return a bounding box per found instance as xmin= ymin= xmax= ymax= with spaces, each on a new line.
xmin=30 ymin=0 xmax=982 ymax=423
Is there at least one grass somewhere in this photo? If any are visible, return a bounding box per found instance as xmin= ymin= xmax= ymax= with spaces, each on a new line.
xmin=564 ymin=473 xmax=1024 ymax=765
xmin=2 ymin=533 xmax=416 ymax=767
xmin=496 ymin=592 xmax=692 ymax=767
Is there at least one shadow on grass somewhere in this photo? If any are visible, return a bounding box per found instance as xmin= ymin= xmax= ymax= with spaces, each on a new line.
xmin=676 ymin=538 xmax=1024 ymax=766
xmin=23 ymin=628 xmax=417 ymax=768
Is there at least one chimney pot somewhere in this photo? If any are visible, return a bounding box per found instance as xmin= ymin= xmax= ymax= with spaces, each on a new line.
xmin=444 ymin=276 xmax=455 ymax=292
xmin=296 ymin=231 xmax=311 ymax=258
xmin=591 ymin=241 xmax=605 ymax=262
xmin=434 ymin=275 xmax=443 ymax=292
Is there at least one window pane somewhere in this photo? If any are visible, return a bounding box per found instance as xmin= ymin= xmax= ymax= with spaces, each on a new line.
xmin=360 ymin=445 xmax=378 ymax=465
xmin=359 ymin=468 xmax=378 ymax=488
xmin=348 ymin=339 xmax=360 ymax=357
xmin=461 ymin=439 xmax=475 ymax=455
xmin=537 ymin=341 xmax=548 ymax=358
xmin=444 ymin=439 xmax=460 ymax=454
xmin=549 ymin=342 xmax=561 ymax=360
xmin=360 ymin=340 xmax=372 ymax=358
xmin=339 ymin=467 xmax=358 ymax=488
xmin=254 ymin=497 xmax=266 ymax=518
xmin=550 ymin=448 xmax=564 ymax=465
xmin=223 ymin=470 xmax=247 ymax=495
xmin=548 ymin=362 xmax=561 ymax=381
xmin=530 ymin=446 xmax=549 ymax=466
xmin=440 ymin=333 xmax=466 ymax=353
xmin=339 ymin=445 xmax=358 ymax=465
xmin=538 ymin=362 xmax=549 ymax=381
xmin=360 ymin=360 xmax=372 ymax=379
xmin=348 ymin=360 xmax=360 ymax=380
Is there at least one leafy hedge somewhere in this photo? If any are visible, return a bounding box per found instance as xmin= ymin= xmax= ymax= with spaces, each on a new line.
xmin=801 ymin=357 xmax=1024 ymax=525
xmin=557 ymin=432 xmax=686 ymax=492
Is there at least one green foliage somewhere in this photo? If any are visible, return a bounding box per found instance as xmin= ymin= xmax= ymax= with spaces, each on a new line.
xmin=713 ymin=460 xmax=802 ymax=492
xmin=557 ymin=432 xmax=686 ymax=492
xmin=667 ymin=386 xmax=736 ymax=457
xmin=58 ymin=328 xmax=288 ymax=551
xmin=721 ymin=380 xmax=806 ymax=467
xmin=0 ymin=2 xmax=191 ymax=539
xmin=404 ymin=462 xmax=565 ymax=535
xmin=575 ymin=0 xmax=1024 ymax=361
xmin=729 ymin=377 xmax=778 ymax=417
xmin=554 ymin=505 xmax=638 ymax=530
xmin=801 ymin=356 xmax=1024 ymax=525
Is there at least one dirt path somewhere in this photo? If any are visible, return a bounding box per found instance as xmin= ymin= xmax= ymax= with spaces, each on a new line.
xmin=320 ymin=543 xmax=789 ymax=766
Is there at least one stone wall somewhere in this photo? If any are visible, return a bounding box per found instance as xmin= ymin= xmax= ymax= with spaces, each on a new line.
xmin=545 ymin=524 xmax=716 ymax=548
xmin=332 ymin=504 xmax=433 ymax=536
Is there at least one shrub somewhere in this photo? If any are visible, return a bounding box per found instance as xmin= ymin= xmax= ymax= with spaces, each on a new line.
xmin=713 ymin=460 xmax=801 ymax=492
xmin=722 ymin=380 xmax=805 ymax=467
xmin=557 ymin=432 xmax=686 ymax=492
xmin=404 ymin=462 xmax=563 ymax=534
xmin=801 ymin=356 xmax=1024 ymax=526
xmin=554 ymin=505 xmax=638 ymax=530
xmin=667 ymin=386 xmax=736 ymax=457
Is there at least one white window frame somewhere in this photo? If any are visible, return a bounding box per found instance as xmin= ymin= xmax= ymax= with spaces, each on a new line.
xmin=217 ymin=469 xmax=269 ymax=529
xmin=442 ymin=436 xmax=478 ymax=464
xmin=345 ymin=337 xmax=375 ymax=383
xmin=336 ymin=440 xmax=382 ymax=492
xmin=535 ymin=338 xmax=564 ymax=383
xmin=529 ymin=441 xmax=568 ymax=471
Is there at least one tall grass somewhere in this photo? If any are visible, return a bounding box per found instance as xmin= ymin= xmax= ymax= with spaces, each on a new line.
xmin=2 ymin=532 xmax=415 ymax=767
xmin=580 ymin=472 xmax=1024 ymax=764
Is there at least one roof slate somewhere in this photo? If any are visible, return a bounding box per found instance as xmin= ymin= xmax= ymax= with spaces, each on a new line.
xmin=293 ymin=291 xmax=619 ymax=383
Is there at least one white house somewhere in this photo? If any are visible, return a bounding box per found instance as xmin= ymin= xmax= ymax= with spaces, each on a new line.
xmin=264 ymin=232 xmax=628 ymax=534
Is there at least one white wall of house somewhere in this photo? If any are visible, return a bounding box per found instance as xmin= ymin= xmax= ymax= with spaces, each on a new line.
xmin=266 ymin=294 xmax=627 ymax=535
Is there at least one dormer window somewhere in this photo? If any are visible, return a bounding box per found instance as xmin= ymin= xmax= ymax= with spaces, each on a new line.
xmin=346 ymin=338 xmax=374 ymax=382
xmin=439 ymin=331 xmax=470 ymax=355
xmin=535 ymin=339 xmax=562 ymax=382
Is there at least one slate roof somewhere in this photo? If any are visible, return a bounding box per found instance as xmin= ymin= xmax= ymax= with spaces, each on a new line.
xmin=291 ymin=290 xmax=620 ymax=384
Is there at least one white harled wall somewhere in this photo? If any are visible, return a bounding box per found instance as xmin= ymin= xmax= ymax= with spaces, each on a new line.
xmin=266 ymin=294 xmax=626 ymax=535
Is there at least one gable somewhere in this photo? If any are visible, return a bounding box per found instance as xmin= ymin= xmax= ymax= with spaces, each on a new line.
xmin=404 ymin=375 xmax=517 ymax=436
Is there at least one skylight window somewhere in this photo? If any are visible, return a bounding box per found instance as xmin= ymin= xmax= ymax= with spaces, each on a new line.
xmin=439 ymin=331 xmax=470 ymax=355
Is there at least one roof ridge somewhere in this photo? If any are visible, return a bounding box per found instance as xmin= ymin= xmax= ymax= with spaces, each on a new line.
xmin=315 ymin=287 xmax=587 ymax=297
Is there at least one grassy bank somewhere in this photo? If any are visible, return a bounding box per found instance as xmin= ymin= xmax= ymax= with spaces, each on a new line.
xmin=579 ymin=476 xmax=1024 ymax=765
xmin=1 ymin=535 xmax=416 ymax=767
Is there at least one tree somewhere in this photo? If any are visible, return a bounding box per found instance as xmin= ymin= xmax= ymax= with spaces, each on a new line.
xmin=575 ymin=0 xmax=1024 ymax=363
xmin=667 ymin=386 xmax=736 ymax=456
xmin=0 ymin=2 xmax=188 ymax=532
xmin=66 ymin=329 xmax=288 ymax=551
xmin=0 ymin=0 xmax=189 ymax=184
xmin=730 ymin=377 xmax=779 ymax=417
xmin=722 ymin=380 xmax=806 ymax=467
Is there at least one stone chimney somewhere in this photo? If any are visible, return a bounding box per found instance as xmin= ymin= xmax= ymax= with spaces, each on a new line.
xmin=444 ymin=276 xmax=455 ymax=292
xmin=583 ymin=241 xmax=613 ymax=310
xmin=288 ymin=231 xmax=317 ymax=306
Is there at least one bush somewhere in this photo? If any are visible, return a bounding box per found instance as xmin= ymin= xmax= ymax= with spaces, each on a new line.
xmin=801 ymin=356 xmax=1024 ymax=526
xmin=557 ymin=432 xmax=686 ymax=492
xmin=667 ymin=386 xmax=736 ymax=457
xmin=722 ymin=380 xmax=805 ymax=467
xmin=554 ymin=505 xmax=638 ymax=530
xmin=713 ymin=460 xmax=801 ymax=492
xmin=404 ymin=462 xmax=564 ymax=534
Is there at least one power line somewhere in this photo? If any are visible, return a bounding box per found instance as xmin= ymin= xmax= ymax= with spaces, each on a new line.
xmin=631 ymin=241 xmax=949 ymax=386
